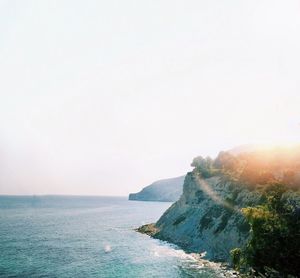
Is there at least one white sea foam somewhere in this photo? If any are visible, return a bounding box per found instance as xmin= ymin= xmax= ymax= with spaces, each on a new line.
xmin=104 ymin=244 xmax=112 ymax=253
xmin=150 ymin=242 xmax=237 ymax=277
xmin=151 ymin=243 xmax=197 ymax=261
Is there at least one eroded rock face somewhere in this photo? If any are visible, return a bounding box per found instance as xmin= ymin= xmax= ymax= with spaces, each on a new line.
xmin=153 ymin=171 xmax=261 ymax=262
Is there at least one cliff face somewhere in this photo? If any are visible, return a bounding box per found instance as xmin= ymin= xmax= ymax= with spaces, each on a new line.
xmin=153 ymin=171 xmax=261 ymax=262
xmin=128 ymin=176 xmax=185 ymax=202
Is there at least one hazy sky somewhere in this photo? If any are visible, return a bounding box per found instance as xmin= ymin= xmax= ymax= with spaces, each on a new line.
xmin=1 ymin=0 xmax=300 ymax=195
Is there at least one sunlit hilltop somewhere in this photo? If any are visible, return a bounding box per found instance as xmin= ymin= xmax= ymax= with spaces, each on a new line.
xmin=197 ymin=144 xmax=300 ymax=189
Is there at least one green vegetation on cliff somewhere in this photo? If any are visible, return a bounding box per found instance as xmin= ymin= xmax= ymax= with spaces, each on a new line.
xmin=138 ymin=146 xmax=300 ymax=277
xmin=231 ymin=183 xmax=300 ymax=277
xmin=192 ymin=146 xmax=300 ymax=189
xmin=191 ymin=147 xmax=300 ymax=276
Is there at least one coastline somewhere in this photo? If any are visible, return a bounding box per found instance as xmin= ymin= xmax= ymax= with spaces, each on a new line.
xmin=135 ymin=223 xmax=159 ymax=237
xmin=136 ymin=223 xmax=239 ymax=277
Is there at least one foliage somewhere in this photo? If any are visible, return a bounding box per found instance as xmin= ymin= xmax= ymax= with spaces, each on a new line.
xmin=231 ymin=183 xmax=300 ymax=277
xmin=230 ymin=248 xmax=243 ymax=270
xmin=191 ymin=156 xmax=217 ymax=178
xmin=190 ymin=147 xmax=300 ymax=275
xmin=191 ymin=146 xmax=300 ymax=190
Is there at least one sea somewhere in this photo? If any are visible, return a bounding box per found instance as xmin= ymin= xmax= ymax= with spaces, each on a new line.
xmin=0 ymin=196 xmax=235 ymax=278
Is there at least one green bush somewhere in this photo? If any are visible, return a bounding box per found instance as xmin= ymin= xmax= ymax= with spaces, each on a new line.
xmin=231 ymin=183 xmax=300 ymax=277
xmin=191 ymin=156 xmax=216 ymax=178
xmin=230 ymin=248 xmax=242 ymax=270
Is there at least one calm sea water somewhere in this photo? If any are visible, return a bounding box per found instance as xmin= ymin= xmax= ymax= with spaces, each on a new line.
xmin=0 ymin=196 xmax=233 ymax=278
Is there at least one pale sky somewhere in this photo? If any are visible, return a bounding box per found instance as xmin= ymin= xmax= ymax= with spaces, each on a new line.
xmin=0 ymin=0 xmax=300 ymax=195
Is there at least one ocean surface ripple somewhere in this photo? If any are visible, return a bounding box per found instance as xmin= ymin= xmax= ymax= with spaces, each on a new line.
xmin=0 ymin=196 xmax=235 ymax=278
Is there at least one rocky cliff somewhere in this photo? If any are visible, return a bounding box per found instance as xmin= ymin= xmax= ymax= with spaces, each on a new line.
xmin=139 ymin=170 xmax=261 ymax=262
xmin=129 ymin=175 xmax=185 ymax=202
xmin=137 ymin=148 xmax=300 ymax=276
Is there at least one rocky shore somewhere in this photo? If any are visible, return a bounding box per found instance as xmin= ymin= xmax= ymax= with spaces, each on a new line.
xmin=137 ymin=171 xmax=261 ymax=262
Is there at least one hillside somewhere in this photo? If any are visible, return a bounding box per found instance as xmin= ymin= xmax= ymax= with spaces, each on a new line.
xmin=138 ymin=147 xmax=300 ymax=277
xmin=129 ymin=176 xmax=185 ymax=202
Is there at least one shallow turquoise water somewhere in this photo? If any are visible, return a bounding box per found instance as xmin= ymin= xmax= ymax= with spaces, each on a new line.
xmin=0 ymin=196 xmax=232 ymax=277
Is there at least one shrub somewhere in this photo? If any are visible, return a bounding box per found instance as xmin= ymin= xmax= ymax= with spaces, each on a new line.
xmin=231 ymin=183 xmax=300 ymax=277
